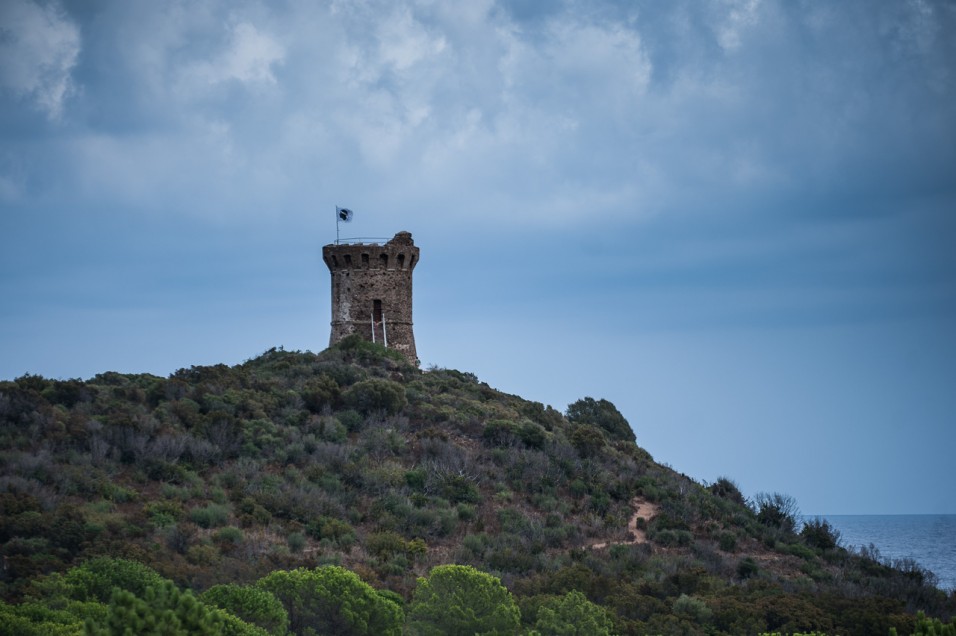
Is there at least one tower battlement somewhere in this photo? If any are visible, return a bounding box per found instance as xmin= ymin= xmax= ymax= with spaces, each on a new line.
xmin=322 ymin=231 xmax=419 ymax=364
xmin=321 ymin=231 xmax=419 ymax=273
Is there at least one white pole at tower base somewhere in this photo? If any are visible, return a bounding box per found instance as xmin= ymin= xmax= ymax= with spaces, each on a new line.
xmin=383 ymin=315 xmax=388 ymax=348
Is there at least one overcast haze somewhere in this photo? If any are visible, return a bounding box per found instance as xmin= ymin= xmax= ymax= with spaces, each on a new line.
xmin=2 ymin=0 xmax=955 ymax=515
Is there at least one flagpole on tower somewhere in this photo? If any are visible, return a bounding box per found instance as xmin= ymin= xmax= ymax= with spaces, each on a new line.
xmin=335 ymin=206 xmax=353 ymax=244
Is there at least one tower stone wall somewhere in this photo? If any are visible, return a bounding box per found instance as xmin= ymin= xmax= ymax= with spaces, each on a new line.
xmin=322 ymin=231 xmax=419 ymax=364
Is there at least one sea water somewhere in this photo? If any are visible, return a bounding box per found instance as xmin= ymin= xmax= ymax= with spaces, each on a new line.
xmin=813 ymin=514 xmax=956 ymax=592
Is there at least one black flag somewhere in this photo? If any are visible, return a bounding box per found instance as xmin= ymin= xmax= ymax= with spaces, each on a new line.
xmin=336 ymin=206 xmax=353 ymax=222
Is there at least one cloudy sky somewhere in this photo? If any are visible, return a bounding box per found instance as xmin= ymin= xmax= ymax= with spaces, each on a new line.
xmin=2 ymin=0 xmax=954 ymax=515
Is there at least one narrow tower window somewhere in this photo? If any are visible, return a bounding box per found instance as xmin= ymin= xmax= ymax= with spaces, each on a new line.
xmin=397 ymin=253 xmax=405 ymax=269
xmin=380 ymin=253 xmax=388 ymax=268
xmin=362 ymin=253 xmax=369 ymax=266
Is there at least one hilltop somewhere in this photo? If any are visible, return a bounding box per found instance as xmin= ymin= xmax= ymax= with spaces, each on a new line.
xmin=1 ymin=337 xmax=953 ymax=635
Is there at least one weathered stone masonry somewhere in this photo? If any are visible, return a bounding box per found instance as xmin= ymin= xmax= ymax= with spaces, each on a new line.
xmin=322 ymin=231 xmax=419 ymax=364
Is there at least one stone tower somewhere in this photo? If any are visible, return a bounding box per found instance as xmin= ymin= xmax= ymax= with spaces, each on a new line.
xmin=322 ymin=231 xmax=419 ymax=364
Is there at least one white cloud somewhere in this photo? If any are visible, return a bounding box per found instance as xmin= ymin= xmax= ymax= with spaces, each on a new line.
xmin=2 ymin=0 xmax=953 ymax=231
xmin=376 ymin=6 xmax=447 ymax=72
xmin=0 ymin=0 xmax=80 ymax=119
xmin=190 ymin=21 xmax=285 ymax=86
xmin=495 ymin=14 xmax=651 ymax=119
xmin=716 ymin=0 xmax=762 ymax=51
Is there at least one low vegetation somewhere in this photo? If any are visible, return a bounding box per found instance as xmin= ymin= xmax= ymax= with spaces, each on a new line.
xmin=1 ymin=336 xmax=953 ymax=635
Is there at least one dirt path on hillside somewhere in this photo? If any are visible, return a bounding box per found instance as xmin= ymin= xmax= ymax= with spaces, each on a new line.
xmin=591 ymin=497 xmax=658 ymax=550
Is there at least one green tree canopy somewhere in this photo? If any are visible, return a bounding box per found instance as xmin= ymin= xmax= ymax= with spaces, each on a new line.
xmin=200 ymin=584 xmax=288 ymax=635
xmin=565 ymin=397 xmax=634 ymax=443
xmin=407 ymin=564 xmax=521 ymax=636
xmin=85 ymin=581 xmax=267 ymax=636
xmin=32 ymin=557 xmax=167 ymax=604
xmin=256 ymin=566 xmax=403 ymax=636
xmin=532 ymin=590 xmax=616 ymax=636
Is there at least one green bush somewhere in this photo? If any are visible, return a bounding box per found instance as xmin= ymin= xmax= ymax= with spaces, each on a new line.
xmin=45 ymin=558 xmax=167 ymax=603
xmin=334 ymin=334 xmax=408 ymax=365
xmin=566 ymin=397 xmax=634 ymax=443
xmin=753 ymin=492 xmax=799 ymax=534
xmin=306 ymin=516 xmax=356 ymax=547
xmin=201 ymin=584 xmax=288 ymax=635
xmin=483 ymin=420 xmax=519 ymax=446
xmin=532 ymin=590 xmax=615 ymax=636
xmin=737 ymin=557 xmax=759 ymax=579
xmin=337 ymin=409 xmax=364 ymax=432
xmin=143 ymin=500 xmax=183 ymax=522
xmin=709 ymin=477 xmax=747 ymax=506
xmin=366 ymin=531 xmax=407 ymax=559
xmin=407 ymin=565 xmax=521 ymax=636
xmin=439 ymin=475 xmax=480 ymax=504
xmin=517 ymin=420 xmax=546 ymax=450
xmin=85 ymin=580 xmax=266 ymax=636
xmin=800 ymin=518 xmax=841 ymax=551
xmin=457 ymin=503 xmax=477 ymax=522
xmin=569 ymin=425 xmax=607 ymax=457
xmin=653 ymin=529 xmax=692 ymax=547
xmin=302 ymin=374 xmax=341 ymax=413
xmin=257 ymin=566 xmax=403 ymax=636
xmin=782 ymin=542 xmax=816 ymax=561
xmin=343 ymin=380 xmax=407 ymax=416
xmin=0 ymin=599 xmax=92 ymax=636
xmin=890 ymin=611 xmax=956 ymax=636
xmin=718 ymin=531 xmax=737 ymax=552
xmin=405 ymin=468 xmax=427 ymax=491
xmin=189 ymin=503 xmax=230 ymax=529
xmin=213 ymin=526 xmax=244 ymax=547
xmin=673 ymin=593 xmax=712 ymax=624
xmin=287 ymin=531 xmax=306 ymax=553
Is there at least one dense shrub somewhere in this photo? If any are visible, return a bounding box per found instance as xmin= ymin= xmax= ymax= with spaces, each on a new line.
xmin=531 ymin=590 xmax=615 ymax=636
xmin=257 ymin=566 xmax=403 ymax=636
xmin=673 ymin=593 xmax=713 ymax=624
xmin=302 ymin=375 xmax=341 ymax=413
xmin=569 ymin=425 xmax=607 ymax=457
xmin=566 ymin=397 xmax=634 ymax=443
xmin=718 ymin=531 xmax=738 ymax=552
xmin=483 ymin=420 xmax=520 ymax=446
xmin=46 ymin=557 xmax=167 ymax=603
xmin=343 ymin=379 xmax=407 ymax=416
xmin=800 ymin=518 xmax=841 ymax=551
xmin=753 ymin=492 xmax=800 ymax=534
xmin=189 ymin=503 xmax=231 ymax=529
xmin=86 ymin=580 xmax=266 ymax=636
xmin=407 ymin=565 xmax=521 ymax=636
xmin=709 ymin=477 xmax=747 ymax=506
xmin=201 ymin=584 xmax=288 ymax=635
xmin=737 ymin=557 xmax=759 ymax=579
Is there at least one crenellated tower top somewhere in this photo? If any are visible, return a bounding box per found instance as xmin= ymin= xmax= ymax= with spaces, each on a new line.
xmin=322 ymin=232 xmax=419 ymax=364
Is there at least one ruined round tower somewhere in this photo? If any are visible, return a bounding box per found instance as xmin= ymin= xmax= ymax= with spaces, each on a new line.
xmin=322 ymin=231 xmax=419 ymax=364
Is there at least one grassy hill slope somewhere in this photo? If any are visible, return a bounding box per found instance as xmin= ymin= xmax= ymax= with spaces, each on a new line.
xmin=1 ymin=337 xmax=953 ymax=635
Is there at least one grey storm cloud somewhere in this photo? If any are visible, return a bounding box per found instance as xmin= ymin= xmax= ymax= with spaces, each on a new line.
xmin=0 ymin=0 xmax=80 ymax=120
xmin=2 ymin=0 xmax=952 ymax=225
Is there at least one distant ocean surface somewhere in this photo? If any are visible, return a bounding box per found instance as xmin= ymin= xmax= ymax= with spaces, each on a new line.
xmin=814 ymin=514 xmax=956 ymax=592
